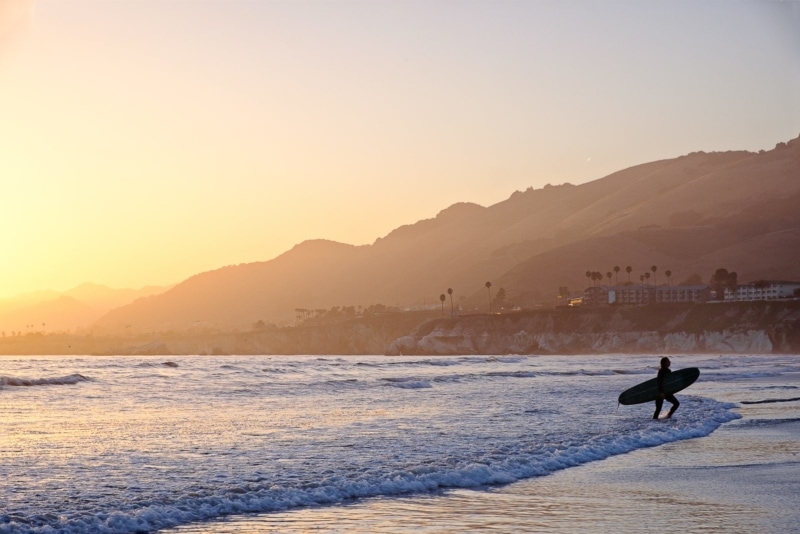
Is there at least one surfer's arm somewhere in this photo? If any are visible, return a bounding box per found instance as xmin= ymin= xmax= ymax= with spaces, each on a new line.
xmin=656 ymin=369 xmax=666 ymax=396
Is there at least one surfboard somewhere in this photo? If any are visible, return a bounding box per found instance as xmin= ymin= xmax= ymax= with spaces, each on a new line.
xmin=618 ymin=367 xmax=700 ymax=406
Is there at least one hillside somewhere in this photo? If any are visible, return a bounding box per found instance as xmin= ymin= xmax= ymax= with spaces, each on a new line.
xmin=0 ymin=284 xmax=169 ymax=334
xmin=94 ymin=135 xmax=800 ymax=333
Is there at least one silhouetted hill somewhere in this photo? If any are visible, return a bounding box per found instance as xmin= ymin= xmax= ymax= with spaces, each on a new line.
xmin=0 ymin=296 xmax=97 ymax=334
xmin=95 ymin=134 xmax=800 ymax=333
xmin=61 ymin=283 xmax=170 ymax=311
xmin=0 ymin=284 xmax=169 ymax=334
xmin=94 ymin=240 xmax=366 ymax=332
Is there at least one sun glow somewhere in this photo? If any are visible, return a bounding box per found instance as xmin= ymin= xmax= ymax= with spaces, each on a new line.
xmin=0 ymin=0 xmax=796 ymax=297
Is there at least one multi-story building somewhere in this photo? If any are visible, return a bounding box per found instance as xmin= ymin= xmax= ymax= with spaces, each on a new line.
xmin=655 ymin=285 xmax=712 ymax=304
xmin=583 ymin=284 xmax=711 ymax=306
xmin=723 ymin=281 xmax=800 ymax=302
xmin=582 ymin=280 xmax=799 ymax=306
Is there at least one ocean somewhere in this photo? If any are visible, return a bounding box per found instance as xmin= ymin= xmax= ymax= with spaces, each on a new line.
xmin=0 ymin=353 xmax=797 ymax=533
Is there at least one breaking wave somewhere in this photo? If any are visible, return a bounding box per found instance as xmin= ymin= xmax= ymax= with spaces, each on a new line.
xmin=0 ymin=397 xmax=738 ymax=534
xmin=0 ymin=373 xmax=90 ymax=387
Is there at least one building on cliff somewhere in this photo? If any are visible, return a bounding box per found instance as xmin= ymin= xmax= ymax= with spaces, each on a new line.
xmin=584 ymin=284 xmax=711 ymax=306
xmin=723 ymin=281 xmax=800 ymax=302
xmin=583 ymin=280 xmax=800 ymax=307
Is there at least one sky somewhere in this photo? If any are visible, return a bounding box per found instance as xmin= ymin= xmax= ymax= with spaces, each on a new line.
xmin=0 ymin=0 xmax=798 ymax=298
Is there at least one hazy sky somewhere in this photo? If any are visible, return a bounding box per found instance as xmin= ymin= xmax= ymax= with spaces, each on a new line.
xmin=0 ymin=0 xmax=798 ymax=298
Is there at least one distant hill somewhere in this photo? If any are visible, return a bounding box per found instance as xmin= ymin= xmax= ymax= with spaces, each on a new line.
xmin=62 ymin=282 xmax=170 ymax=311
xmin=95 ymin=134 xmax=800 ymax=333
xmin=0 ymin=284 xmax=170 ymax=334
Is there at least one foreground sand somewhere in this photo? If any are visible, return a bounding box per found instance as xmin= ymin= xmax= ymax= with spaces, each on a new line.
xmin=167 ymin=374 xmax=800 ymax=533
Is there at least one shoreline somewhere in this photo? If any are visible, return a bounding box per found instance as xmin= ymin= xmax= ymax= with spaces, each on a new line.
xmin=165 ymin=371 xmax=800 ymax=534
xmin=167 ymin=418 xmax=800 ymax=534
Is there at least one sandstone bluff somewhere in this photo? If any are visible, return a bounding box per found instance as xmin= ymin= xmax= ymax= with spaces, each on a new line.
xmin=2 ymin=301 xmax=798 ymax=356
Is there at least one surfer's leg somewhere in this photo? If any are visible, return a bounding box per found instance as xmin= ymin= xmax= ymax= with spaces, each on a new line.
xmin=653 ymin=397 xmax=664 ymax=419
xmin=666 ymin=395 xmax=680 ymax=418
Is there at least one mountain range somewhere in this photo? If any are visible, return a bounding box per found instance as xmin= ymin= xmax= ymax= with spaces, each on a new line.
xmin=59 ymin=134 xmax=800 ymax=333
xmin=0 ymin=283 xmax=169 ymax=334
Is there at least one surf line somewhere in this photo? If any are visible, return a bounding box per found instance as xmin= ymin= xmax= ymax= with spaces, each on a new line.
xmin=741 ymin=397 xmax=800 ymax=405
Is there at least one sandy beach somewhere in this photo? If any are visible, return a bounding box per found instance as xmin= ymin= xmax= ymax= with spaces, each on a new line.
xmin=168 ymin=370 xmax=800 ymax=534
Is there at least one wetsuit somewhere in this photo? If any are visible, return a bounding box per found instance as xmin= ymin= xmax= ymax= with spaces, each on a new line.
xmin=653 ymin=367 xmax=680 ymax=419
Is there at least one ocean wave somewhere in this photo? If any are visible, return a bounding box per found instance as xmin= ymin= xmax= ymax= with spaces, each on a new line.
xmin=740 ymin=396 xmax=800 ymax=405
xmin=358 ymin=358 xmax=470 ymax=368
xmin=539 ymin=369 xmax=639 ymax=377
xmin=702 ymin=371 xmax=783 ymax=381
xmin=381 ymin=377 xmax=432 ymax=389
xmin=486 ymin=356 xmax=528 ymax=364
xmin=261 ymin=367 xmax=301 ymax=374
xmin=134 ymin=361 xmax=179 ymax=368
xmin=0 ymin=399 xmax=738 ymax=534
xmin=611 ymin=368 xmax=646 ymax=375
xmin=486 ymin=371 xmax=537 ymax=378
xmin=344 ymin=356 xmax=530 ymax=371
xmin=732 ymin=417 xmax=800 ymax=428
xmin=0 ymin=373 xmax=90 ymax=387
xmin=320 ymin=378 xmax=360 ymax=388
xmin=294 ymin=369 xmax=541 ymax=390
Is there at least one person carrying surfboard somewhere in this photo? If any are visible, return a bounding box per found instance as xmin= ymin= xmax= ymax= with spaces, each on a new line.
xmin=654 ymin=356 xmax=680 ymax=419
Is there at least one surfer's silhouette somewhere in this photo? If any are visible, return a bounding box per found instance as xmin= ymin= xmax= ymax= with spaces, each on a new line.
xmin=654 ymin=356 xmax=680 ymax=419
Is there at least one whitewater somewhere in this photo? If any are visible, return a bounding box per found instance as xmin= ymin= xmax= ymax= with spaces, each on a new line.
xmin=1 ymin=353 xmax=794 ymax=533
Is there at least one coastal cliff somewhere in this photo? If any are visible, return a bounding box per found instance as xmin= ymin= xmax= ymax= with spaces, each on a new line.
xmin=2 ymin=302 xmax=799 ymax=356
xmin=387 ymin=302 xmax=800 ymax=356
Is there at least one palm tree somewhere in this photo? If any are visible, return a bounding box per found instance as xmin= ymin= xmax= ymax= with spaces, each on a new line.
xmin=614 ymin=265 xmax=620 ymax=285
xmin=626 ymin=265 xmax=632 ymax=284
xmin=485 ymin=281 xmax=493 ymax=313
xmin=665 ymin=270 xmax=672 ymax=286
xmin=606 ymin=271 xmax=612 ymax=284
xmin=640 ymin=274 xmax=645 ymax=283
xmin=644 ymin=272 xmax=651 ymax=285
xmin=585 ymin=270 xmax=592 ymax=287
xmin=439 ymin=293 xmax=446 ymax=318
xmin=651 ymin=265 xmax=658 ymax=286
xmin=447 ymin=287 xmax=454 ymax=317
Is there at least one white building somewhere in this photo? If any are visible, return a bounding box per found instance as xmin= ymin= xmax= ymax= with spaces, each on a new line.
xmin=723 ymin=281 xmax=800 ymax=302
xmin=584 ymin=284 xmax=711 ymax=306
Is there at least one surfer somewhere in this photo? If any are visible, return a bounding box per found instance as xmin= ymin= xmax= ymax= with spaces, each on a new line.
xmin=654 ymin=356 xmax=680 ymax=419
